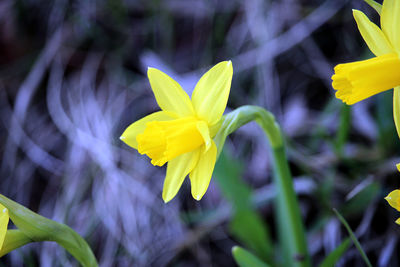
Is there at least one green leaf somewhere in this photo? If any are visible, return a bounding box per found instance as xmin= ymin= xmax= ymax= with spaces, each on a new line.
xmin=363 ymin=0 xmax=382 ymax=15
xmin=333 ymin=209 xmax=372 ymax=267
xmin=232 ymin=246 xmax=271 ymax=267
xmin=318 ymin=238 xmax=351 ymax=267
xmin=341 ymin=182 xmax=380 ymax=217
xmin=377 ymin=90 xmax=399 ymax=152
xmin=334 ymin=104 xmax=351 ymax=155
xmin=230 ymin=210 xmax=273 ymax=262
xmin=214 ymin=150 xmax=273 ymax=263
xmin=214 ymin=150 xmax=251 ymax=211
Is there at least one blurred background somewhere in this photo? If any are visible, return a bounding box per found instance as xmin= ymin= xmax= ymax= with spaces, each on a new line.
xmin=0 ymin=0 xmax=399 ymax=266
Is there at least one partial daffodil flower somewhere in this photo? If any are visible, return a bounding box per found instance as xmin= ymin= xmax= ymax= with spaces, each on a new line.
xmin=385 ymin=189 xmax=400 ymax=224
xmin=120 ymin=61 xmax=233 ymax=203
xmin=331 ymin=0 xmax=400 ymax=135
xmin=0 ymin=203 xmax=9 ymax=251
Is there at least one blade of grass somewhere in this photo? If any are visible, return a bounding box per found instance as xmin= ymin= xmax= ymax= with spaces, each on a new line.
xmin=333 ymin=208 xmax=372 ymax=267
xmin=215 ymin=150 xmax=273 ymax=263
xmin=335 ymin=104 xmax=351 ymax=156
xmin=363 ymin=0 xmax=382 ymax=14
xmin=377 ymin=91 xmax=398 ymax=152
xmin=230 ymin=210 xmax=272 ymax=262
xmin=318 ymin=238 xmax=350 ymax=267
xmin=232 ymin=246 xmax=271 ymax=267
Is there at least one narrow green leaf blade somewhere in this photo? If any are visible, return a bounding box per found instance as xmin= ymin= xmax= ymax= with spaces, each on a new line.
xmin=213 ymin=150 xmax=251 ymax=210
xmin=334 ymin=104 xmax=351 ymax=155
xmin=318 ymin=238 xmax=351 ymax=267
xmin=363 ymin=0 xmax=382 ymax=14
xmin=333 ymin=209 xmax=372 ymax=267
xmin=215 ymin=150 xmax=273 ymax=263
xmin=230 ymin=210 xmax=273 ymax=262
xmin=232 ymin=246 xmax=271 ymax=267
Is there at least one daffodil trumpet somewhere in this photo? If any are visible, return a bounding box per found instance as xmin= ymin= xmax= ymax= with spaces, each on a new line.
xmin=333 ymin=53 xmax=400 ymax=105
xmin=331 ymin=0 xmax=400 ymax=136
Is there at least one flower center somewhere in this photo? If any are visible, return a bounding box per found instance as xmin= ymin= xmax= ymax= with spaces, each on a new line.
xmin=332 ymin=53 xmax=400 ymax=104
xmin=136 ymin=117 xmax=208 ymax=166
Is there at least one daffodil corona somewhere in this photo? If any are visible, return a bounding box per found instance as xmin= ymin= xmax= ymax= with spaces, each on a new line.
xmin=121 ymin=61 xmax=233 ymax=202
xmin=331 ymin=0 xmax=400 ymax=121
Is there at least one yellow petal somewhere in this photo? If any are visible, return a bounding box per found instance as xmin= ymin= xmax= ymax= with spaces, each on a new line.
xmin=191 ymin=61 xmax=233 ymax=125
xmin=381 ymin=0 xmax=400 ymax=51
xmin=0 ymin=204 xmax=9 ymax=250
xmin=385 ymin=189 xmax=400 ymax=212
xmin=353 ymin=9 xmax=393 ymax=56
xmin=189 ymin=141 xmax=217 ymax=201
xmin=120 ymin=111 xmax=174 ymax=149
xmin=162 ymin=149 xmax=200 ymax=203
xmin=396 ymin=218 xmax=400 ymax=225
xmin=397 ymin=162 xmax=400 ymax=172
xmin=393 ymin=87 xmax=400 ymax=138
xmin=196 ymin=121 xmax=211 ymax=151
xmin=148 ymin=68 xmax=195 ymax=117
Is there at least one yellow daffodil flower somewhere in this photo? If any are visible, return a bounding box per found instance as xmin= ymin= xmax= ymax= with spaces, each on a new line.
xmin=332 ymin=0 xmax=400 ymax=135
xmin=0 ymin=204 xmax=9 ymax=250
xmin=120 ymin=61 xmax=233 ymax=203
xmin=385 ymin=189 xmax=400 ymax=224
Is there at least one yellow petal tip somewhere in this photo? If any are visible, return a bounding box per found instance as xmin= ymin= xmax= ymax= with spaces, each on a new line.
xmin=396 ymin=163 xmax=400 ymax=172
xmin=119 ymin=135 xmax=125 ymax=140
xmin=147 ymin=67 xmax=157 ymax=75
xmin=396 ymin=218 xmax=400 ymax=225
xmin=162 ymin=195 xmax=171 ymax=203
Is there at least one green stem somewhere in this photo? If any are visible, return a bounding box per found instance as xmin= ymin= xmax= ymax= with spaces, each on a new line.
xmin=0 ymin=194 xmax=98 ymax=267
xmin=271 ymin=146 xmax=310 ymax=267
xmin=0 ymin=230 xmax=32 ymax=257
xmin=216 ymin=105 xmax=310 ymax=267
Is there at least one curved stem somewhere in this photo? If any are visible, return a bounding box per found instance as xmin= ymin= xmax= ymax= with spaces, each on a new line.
xmin=0 ymin=194 xmax=98 ymax=267
xmin=217 ymin=105 xmax=310 ymax=267
xmin=0 ymin=230 xmax=32 ymax=257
